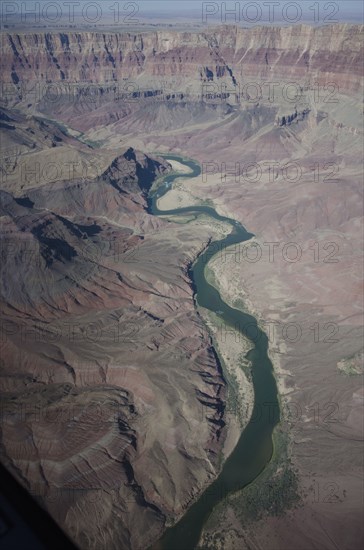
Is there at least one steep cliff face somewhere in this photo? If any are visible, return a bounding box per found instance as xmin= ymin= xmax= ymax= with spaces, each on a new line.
xmin=0 ymin=114 xmax=228 ymax=549
xmin=1 ymin=24 xmax=362 ymax=99
xmin=275 ymin=107 xmax=310 ymax=126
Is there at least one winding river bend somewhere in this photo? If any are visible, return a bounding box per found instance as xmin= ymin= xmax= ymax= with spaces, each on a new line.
xmin=148 ymin=155 xmax=280 ymax=550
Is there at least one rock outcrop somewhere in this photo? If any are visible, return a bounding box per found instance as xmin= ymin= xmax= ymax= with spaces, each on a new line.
xmin=0 ymin=115 xmax=227 ymax=549
xmin=275 ymin=107 xmax=310 ymax=126
xmin=1 ymin=24 xmax=362 ymax=104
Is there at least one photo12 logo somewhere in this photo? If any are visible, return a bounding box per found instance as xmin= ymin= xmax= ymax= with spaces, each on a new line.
xmin=0 ymin=318 xmax=140 ymax=345
xmin=0 ymin=152 xmax=103 ymax=186
xmin=1 ymin=2 xmax=140 ymax=26
xmin=201 ymin=160 xmax=340 ymax=185
xmin=201 ymin=2 xmax=340 ymax=24
xmin=1 ymin=81 xmax=146 ymax=112
xmin=215 ymin=320 xmax=340 ymax=345
xmin=201 ymin=80 xmax=340 ymax=106
xmin=200 ymin=239 xmax=340 ymax=265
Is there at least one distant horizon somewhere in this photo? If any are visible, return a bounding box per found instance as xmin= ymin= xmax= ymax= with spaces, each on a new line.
xmin=1 ymin=1 xmax=363 ymax=30
xmin=140 ymin=0 xmax=363 ymax=21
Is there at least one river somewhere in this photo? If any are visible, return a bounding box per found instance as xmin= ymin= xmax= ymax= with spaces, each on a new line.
xmin=148 ymin=155 xmax=280 ymax=550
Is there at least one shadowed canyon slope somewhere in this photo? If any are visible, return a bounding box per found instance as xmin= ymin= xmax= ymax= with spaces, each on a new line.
xmin=0 ymin=125 xmax=228 ymax=549
xmin=1 ymin=23 xmax=363 ymax=550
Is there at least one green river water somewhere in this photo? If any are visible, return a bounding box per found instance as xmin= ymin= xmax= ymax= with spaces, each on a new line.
xmin=148 ymin=155 xmax=280 ymax=550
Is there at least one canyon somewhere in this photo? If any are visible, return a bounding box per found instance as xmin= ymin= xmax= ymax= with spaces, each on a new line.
xmin=0 ymin=22 xmax=363 ymax=550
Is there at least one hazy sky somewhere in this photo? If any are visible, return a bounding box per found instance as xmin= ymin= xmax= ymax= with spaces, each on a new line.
xmin=3 ymin=1 xmax=363 ymax=26
xmin=59 ymin=1 xmax=364 ymax=17
xmin=137 ymin=0 xmax=363 ymax=21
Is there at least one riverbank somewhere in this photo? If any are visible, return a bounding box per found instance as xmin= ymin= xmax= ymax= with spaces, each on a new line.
xmin=154 ymin=163 xmax=255 ymax=453
xmin=167 ymin=159 xmax=194 ymax=175
xmin=198 ymin=306 xmax=255 ymax=460
xmin=206 ymin=246 xmax=291 ymax=401
xmin=150 ymin=154 xmax=280 ymax=550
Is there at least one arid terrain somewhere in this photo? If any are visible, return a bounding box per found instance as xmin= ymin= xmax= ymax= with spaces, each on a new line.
xmin=1 ymin=22 xmax=363 ymax=550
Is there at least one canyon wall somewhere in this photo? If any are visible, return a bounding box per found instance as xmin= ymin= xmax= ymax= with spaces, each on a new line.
xmin=1 ymin=24 xmax=363 ymax=98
